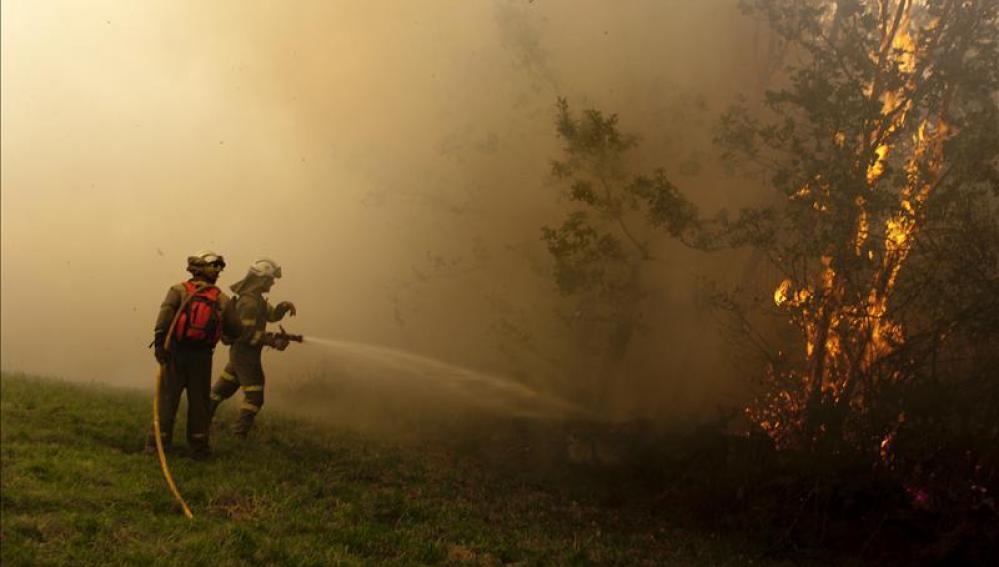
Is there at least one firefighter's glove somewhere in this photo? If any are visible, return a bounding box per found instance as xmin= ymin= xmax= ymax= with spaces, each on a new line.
xmin=264 ymin=333 xmax=290 ymax=351
xmin=154 ymin=345 xmax=171 ymax=365
xmin=274 ymin=301 xmax=297 ymax=320
xmin=152 ymin=332 xmax=170 ymax=365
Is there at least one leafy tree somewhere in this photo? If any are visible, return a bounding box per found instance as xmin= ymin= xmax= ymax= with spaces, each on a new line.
xmin=542 ymin=99 xmax=703 ymax=403
xmin=544 ymin=0 xmax=998 ymax=498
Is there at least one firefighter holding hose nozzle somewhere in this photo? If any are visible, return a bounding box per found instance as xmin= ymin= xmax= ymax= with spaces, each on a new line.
xmin=209 ymin=257 xmax=297 ymax=438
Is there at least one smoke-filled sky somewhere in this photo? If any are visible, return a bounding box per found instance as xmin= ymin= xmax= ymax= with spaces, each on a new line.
xmin=2 ymin=1 xmax=772 ymax=419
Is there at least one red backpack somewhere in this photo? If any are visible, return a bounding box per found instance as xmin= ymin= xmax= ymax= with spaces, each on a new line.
xmin=173 ymin=281 xmax=223 ymax=347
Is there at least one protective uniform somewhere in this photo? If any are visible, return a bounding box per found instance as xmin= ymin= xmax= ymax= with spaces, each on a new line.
xmin=209 ymin=258 xmax=295 ymax=437
xmin=147 ymin=251 xmax=235 ymax=458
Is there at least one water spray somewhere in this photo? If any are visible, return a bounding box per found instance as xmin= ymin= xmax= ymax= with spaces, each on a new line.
xmin=297 ymin=335 xmax=593 ymax=420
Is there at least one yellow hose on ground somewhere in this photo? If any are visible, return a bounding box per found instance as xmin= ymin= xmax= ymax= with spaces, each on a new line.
xmin=153 ymin=363 xmax=194 ymax=519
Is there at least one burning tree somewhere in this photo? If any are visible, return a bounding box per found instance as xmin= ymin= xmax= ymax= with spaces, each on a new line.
xmin=724 ymin=0 xmax=999 ymax=459
xmin=546 ymin=0 xmax=998 ymax=496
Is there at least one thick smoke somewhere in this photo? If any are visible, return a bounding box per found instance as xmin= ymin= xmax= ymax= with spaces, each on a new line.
xmin=2 ymin=1 xmax=773 ymax=423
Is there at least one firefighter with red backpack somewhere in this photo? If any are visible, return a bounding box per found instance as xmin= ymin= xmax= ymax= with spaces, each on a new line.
xmin=209 ymin=257 xmax=296 ymax=438
xmin=146 ymin=250 xmax=236 ymax=460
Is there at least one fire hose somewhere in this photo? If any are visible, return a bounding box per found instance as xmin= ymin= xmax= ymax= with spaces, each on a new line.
xmin=153 ymin=363 xmax=194 ymax=519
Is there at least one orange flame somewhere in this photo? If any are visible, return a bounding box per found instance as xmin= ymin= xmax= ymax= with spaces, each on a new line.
xmin=758 ymin=3 xmax=952 ymax=447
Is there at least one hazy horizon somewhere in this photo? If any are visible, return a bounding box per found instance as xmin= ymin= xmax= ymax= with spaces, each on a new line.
xmin=2 ymin=0 xmax=775 ymax=422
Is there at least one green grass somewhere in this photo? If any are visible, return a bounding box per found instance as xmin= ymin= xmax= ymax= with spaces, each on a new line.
xmin=1 ymin=373 xmax=787 ymax=566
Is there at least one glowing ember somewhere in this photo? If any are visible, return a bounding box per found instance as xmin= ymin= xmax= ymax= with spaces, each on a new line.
xmin=774 ymin=279 xmax=792 ymax=307
xmin=867 ymin=144 xmax=889 ymax=184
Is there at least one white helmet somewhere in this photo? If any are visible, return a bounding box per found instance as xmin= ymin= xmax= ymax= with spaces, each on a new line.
xmin=248 ymin=257 xmax=282 ymax=279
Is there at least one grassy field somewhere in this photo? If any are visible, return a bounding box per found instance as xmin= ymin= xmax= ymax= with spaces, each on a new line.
xmin=0 ymin=372 xmax=791 ymax=566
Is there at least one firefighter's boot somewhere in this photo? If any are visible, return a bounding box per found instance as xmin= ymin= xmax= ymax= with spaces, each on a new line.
xmin=232 ymin=385 xmax=263 ymax=438
xmin=232 ymin=408 xmax=257 ymax=438
xmin=145 ymin=430 xmax=173 ymax=454
xmin=189 ymin=444 xmax=213 ymax=461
